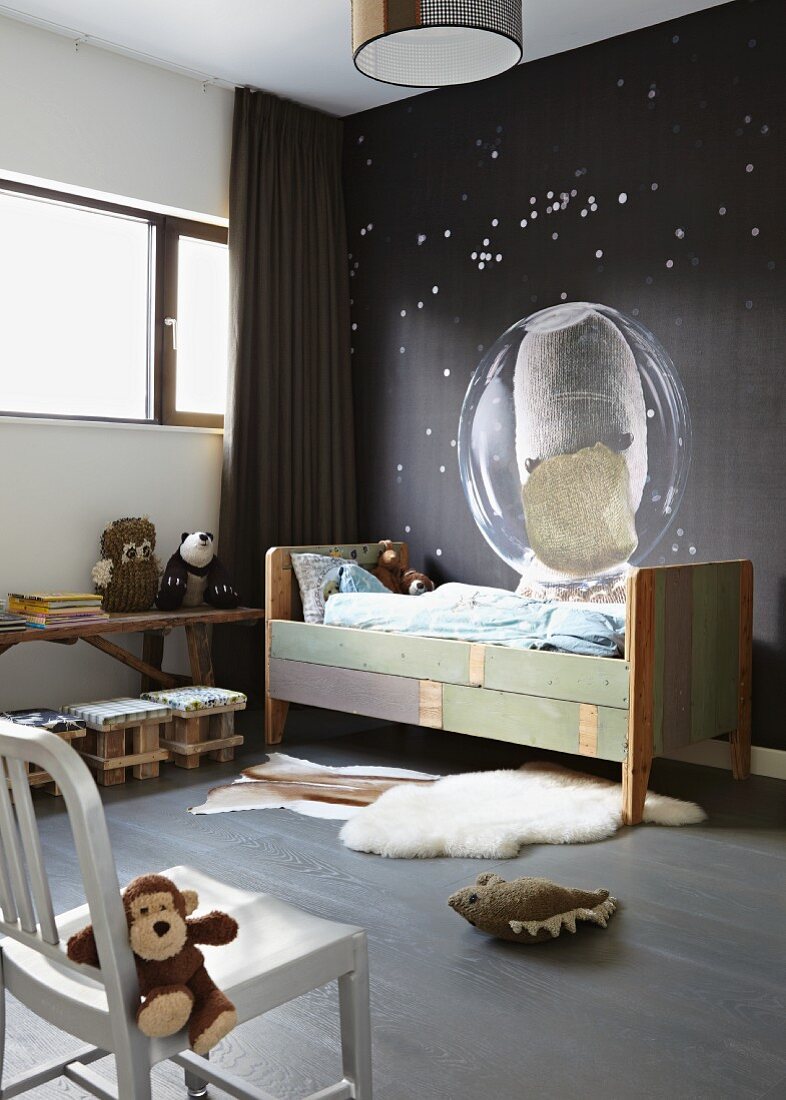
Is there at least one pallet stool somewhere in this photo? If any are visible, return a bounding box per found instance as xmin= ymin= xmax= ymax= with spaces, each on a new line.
xmin=141 ymin=686 xmax=246 ymax=768
xmin=63 ymin=698 xmax=172 ymax=786
xmin=0 ymin=709 xmax=87 ymax=796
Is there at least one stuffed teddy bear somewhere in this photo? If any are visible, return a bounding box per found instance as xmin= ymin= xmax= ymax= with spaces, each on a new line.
xmin=67 ymin=874 xmax=238 ymax=1054
xmin=400 ymin=568 xmax=435 ymax=596
xmin=448 ymin=873 xmax=616 ymax=943
xmin=372 ymin=541 xmax=435 ymax=595
xmin=156 ymin=532 xmax=239 ymax=611
xmin=91 ymin=516 xmax=160 ymax=613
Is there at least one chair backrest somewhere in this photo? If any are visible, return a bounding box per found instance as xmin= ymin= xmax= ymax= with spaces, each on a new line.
xmin=0 ymin=718 xmax=142 ymax=1048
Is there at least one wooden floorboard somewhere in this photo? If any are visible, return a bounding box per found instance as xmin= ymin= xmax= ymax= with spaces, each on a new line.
xmin=7 ymin=707 xmax=786 ymax=1100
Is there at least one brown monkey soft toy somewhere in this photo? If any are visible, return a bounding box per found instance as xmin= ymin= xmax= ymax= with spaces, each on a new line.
xmin=67 ymin=874 xmax=238 ymax=1055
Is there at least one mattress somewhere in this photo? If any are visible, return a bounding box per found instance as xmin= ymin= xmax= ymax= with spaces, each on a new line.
xmin=323 ymin=582 xmax=625 ymax=658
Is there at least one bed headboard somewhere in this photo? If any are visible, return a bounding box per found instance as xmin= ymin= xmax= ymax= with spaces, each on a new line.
xmin=265 ymin=542 xmax=409 ymax=624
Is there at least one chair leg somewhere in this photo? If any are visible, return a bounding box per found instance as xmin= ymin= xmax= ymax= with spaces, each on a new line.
xmin=338 ymin=934 xmax=372 ymax=1099
xmin=0 ymin=950 xmax=6 ymax=1089
xmin=185 ymin=1052 xmax=209 ymax=1098
xmin=114 ymin=1036 xmax=153 ymax=1099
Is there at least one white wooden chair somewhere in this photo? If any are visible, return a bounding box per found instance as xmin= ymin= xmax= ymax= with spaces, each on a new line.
xmin=0 ymin=718 xmax=372 ymax=1099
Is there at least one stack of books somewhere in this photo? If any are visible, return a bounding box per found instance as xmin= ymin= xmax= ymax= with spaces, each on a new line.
xmin=0 ymin=610 xmax=28 ymax=633
xmin=6 ymin=592 xmax=109 ymax=629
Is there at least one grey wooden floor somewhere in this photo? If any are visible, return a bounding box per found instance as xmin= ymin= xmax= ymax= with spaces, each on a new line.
xmin=7 ymin=708 xmax=786 ymax=1100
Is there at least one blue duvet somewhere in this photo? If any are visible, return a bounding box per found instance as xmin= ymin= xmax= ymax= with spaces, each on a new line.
xmin=324 ymin=582 xmax=625 ymax=658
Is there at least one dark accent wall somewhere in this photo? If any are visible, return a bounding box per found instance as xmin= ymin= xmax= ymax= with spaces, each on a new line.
xmin=343 ymin=0 xmax=785 ymax=749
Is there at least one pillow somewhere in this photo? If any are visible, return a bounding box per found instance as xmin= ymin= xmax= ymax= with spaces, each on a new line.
xmin=338 ymin=562 xmax=391 ymax=596
xmin=291 ymin=553 xmax=347 ymax=624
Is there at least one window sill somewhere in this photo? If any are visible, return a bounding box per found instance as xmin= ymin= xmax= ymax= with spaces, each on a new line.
xmin=0 ymin=415 xmax=223 ymax=435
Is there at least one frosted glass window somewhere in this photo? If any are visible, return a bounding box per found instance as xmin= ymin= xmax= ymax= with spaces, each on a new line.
xmin=0 ymin=189 xmax=151 ymax=419
xmin=175 ymin=236 xmax=229 ymax=415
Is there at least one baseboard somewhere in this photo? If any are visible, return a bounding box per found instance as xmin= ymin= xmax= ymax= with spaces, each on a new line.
xmin=665 ymin=741 xmax=786 ymax=780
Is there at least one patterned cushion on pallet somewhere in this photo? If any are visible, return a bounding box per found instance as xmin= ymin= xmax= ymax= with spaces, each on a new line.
xmin=63 ymin=698 xmax=172 ymax=728
xmin=141 ymin=686 xmax=247 ymax=712
xmin=2 ymin=709 xmax=86 ymax=734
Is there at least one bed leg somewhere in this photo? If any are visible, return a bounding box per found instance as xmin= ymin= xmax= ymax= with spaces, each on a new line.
xmin=731 ymin=560 xmax=753 ymax=780
xmin=622 ymin=753 xmax=651 ymax=825
xmin=265 ymin=697 xmax=289 ymax=745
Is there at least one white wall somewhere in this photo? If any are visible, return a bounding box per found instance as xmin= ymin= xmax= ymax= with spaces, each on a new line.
xmin=0 ymin=420 xmax=224 ymax=710
xmin=0 ymin=17 xmax=232 ymax=708
xmin=0 ymin=14 xmax=234 ymax=219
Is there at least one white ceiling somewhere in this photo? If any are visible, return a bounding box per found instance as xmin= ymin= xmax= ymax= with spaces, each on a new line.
xmin=1 ymin=0 xmax=728 ymax=116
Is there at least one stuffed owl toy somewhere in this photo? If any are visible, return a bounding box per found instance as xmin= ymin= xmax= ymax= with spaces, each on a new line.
xmin=92 ymin=517 xmax=160 ymax=613
xmin=514 ymin=306 xmax=648 ymax=579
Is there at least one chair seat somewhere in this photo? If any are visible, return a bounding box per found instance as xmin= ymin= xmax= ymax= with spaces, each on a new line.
xmin=2 ymin=865 xmax=362 ymax=1064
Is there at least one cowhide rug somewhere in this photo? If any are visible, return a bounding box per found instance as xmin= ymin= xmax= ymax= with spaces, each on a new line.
xmin=189 ymin=753 xmax=706 ymax=859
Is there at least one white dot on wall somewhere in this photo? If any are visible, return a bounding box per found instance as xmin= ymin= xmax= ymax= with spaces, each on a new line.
xmin=689 ymin=545 xmax=696 ymax=555
xmin=397 ymin=464 xmax=403 ymax=471
xmin=366 ymin=158 xmax=372 ymax=166
xmin=367 ymin=223 xmax=373 ymax=231
xmin=547 ymin=191 xmax=554 ymax=199
xmin=400 ymin=309 xmax=407 ymax=317
xmin=432 ymin=285 xmax=439 ymax=294
xmin=647 ymin=408 xmax=655 ymax=418
xmin=351 ymin=322 xmax=357 ymax=331
xmin=491 ymin=150 xmax=499 ymax=159
xmin=483 ymin=238 xmax=490 ymax=246
xmin=439 ymin=466 xmax=446 ymax=473
xmin=552 ymin=232 xmax=559 ymax=240
xmin=666 ymin=259 xmax=674 ymax=268
xmin=399 ymin=346 xmax=405 ymax=354
xmin=530 ymin=196 xmax=536 ymax=204
xmin=745 ymin=300 xmax=753 ymax=309
xmin=443 ymin=368 xmax=451 ymax=377
xmin=751 ymin=227 xmax=759 ymax=236
xmin=450 ymin=439 xmax=457 ymax=447
xmin=495 ymin=253 xmax=502 ymax=262
xmin=560 ymin=291 xmax=567 ymax=300
xmin=417 ymin=233 xmax=427 ymax=245
xmin=404 ymin=525 xmax=411 ymax=533
xmin=588 ymin=195 xmax=596 ymax=203
xmin=471 ymin=251 xmax=478 ymax=260
xmin=358 ymin=135 xmax=365 ymax=144
xmin=491 ymin=218 xmax=499 ymax=226
xmin=746 ymin=163 xmax=754 ymax=172
xmin=435 ymin=548 xmax=442 ymax=557
xmin=677 ymin=528 xmax=684 ymax=536
xmin=418 ymin=301 xmax=424 ymax=309
xmin=590 ymin=203 xmax=598 ymax=212
xmin=478 ymin=262 xmax=485 ymax=270
xmin=675 ymin=227 xmax=685 ymax=238
xmin=618 ymin=192 xmax=628 ymax=204
xmin=651 ymin=182 xmax=659 ymax=191
xmin=672 ymin=544 xmax=679 ymax=553
xmin=719 ymin=206 xmax=727 ymax=215
xmin=595 ymin=249 xmax=603 ymax=259
xmin=520 ymin=219 xmax=528 ymax=228
xmin=617 ymin=78 xmax=625 ymax=86
xmin=531 ymin=210 xmax=538 ymax=219
xmin=426 ymin=428 xmax=432 ymax=435
xmin=360 ymin=228 xmax=366 ymax=236
xmin=444 ymin=229 xmax=451 ymax=237
xmin=581 ymin=209 xmax=588 ymax=218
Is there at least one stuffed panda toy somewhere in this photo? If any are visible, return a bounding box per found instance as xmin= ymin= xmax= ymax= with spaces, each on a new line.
xmin=156 ymin=532 xmax=240 ymax=611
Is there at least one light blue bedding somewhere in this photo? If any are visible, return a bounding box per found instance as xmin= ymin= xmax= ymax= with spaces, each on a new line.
xmin=324 ymin=582 xmax=625 ymax=658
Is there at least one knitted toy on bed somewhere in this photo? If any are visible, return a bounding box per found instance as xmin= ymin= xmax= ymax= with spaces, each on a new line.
xmin=448 ymin=873 xmax=616 ymax=944
xmin=67 ymin=874 xmax=238 ymax=1054
xmin=514 ymin=308 xmax=648 ymax=578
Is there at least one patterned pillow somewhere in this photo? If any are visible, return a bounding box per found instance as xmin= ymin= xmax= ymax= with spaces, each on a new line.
xmin=2 ymin=709 xmax=86 ymax=735
xmin=290 ymin=553 xmax=348 ymax=624
xmin=63 ymin=698 xmax=172 ymax=728
xmin=141 ymin=686 xmax=247 ymax=712
xmin=338 ymin=562 xmax=391 ymax=596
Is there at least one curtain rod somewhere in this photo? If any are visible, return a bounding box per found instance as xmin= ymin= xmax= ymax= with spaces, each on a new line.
xmin=0 ymin=4 xmax=246 ymax=92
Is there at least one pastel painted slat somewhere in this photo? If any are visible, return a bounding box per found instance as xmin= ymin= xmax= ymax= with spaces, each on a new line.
xmin=690 ymin=565 xmax=718 ymax=743
xmin=268 ymin=658 xmax=421 ymax=725
xmin=714 ymin=561 xmax=741 ymax=736
xmin=483 ymin=646 xmax=629 ymax=708
xmin=270 ymin=621 xmax=471 ymax=686
xmin=442 ymin=684 xmax=628 ymax=761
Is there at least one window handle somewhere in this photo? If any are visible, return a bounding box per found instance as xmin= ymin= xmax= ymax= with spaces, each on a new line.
xmin=164 ymin=316 xmax=178 ymax=351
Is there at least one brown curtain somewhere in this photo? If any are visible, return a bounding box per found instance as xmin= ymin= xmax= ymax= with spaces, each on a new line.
xmin=215 ymin=88 xmax=357 ymax=696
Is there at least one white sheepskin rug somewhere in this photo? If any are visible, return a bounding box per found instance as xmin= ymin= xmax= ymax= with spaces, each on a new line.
xmin=191 ymin=753 xmax=706 ymax=858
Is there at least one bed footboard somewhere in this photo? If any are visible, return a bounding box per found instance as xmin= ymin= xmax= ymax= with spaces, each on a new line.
xmin=623 ymin=559 xmax=753 ymax=824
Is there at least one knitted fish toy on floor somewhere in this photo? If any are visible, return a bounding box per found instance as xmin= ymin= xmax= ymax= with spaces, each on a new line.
xmin=448 ymin=873 xmax=617 ymax=943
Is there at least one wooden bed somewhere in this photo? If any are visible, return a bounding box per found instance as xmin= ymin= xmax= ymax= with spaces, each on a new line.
xmin=264 ymin=543 xmax=752 ymax=825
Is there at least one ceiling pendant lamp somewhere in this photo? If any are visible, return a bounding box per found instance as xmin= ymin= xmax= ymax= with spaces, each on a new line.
xmin=352 ymin=0 xmax=523 ymax=88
